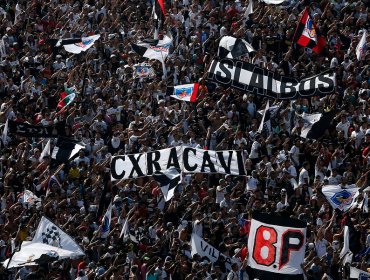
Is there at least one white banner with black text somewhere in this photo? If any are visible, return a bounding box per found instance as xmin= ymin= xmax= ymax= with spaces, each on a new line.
xmin=111 ymin=147 xmax=246 ymax=180
xmin=191 ymin=234 xmax=241 ymax=271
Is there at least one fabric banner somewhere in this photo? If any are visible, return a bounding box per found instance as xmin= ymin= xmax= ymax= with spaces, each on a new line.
xmin=262 ymin=0 xmax=285 ymax=4
xmin=350 ymin=266 xmax=370 ymax=279
xmin=132 ymin=35 xmax=172 ymax=63
xmin=33 ymin=216 xmax=85 ymax=257
xmin=7 ymin=120 xmax=66 ymax=138
xmin=111 ymin=147 xmax=246 ymax=180
xmin=191 ymin=234 xmax=240 ymax=271
xmin=63 ymin=35 xmax=100 ymax=54
xmin=207 ymin=58 xmax=336 ymax=99
xmin=171 ymin=83 xmax=199 ymax=102
xmin=356 ymin=30 xmax=367 ymax=61
xmin=248 ymin=212 xmax=306 ymax=279
xmin=322 ymin=185 xmax=359 ymax=212
xmin=2 ymin=241 xmax=79 ymax=268
xmin=51 ymin=137 xmax=85 ymax=164
xmin=153 ymin=167 xmax=181 ymax=201
xmin=218 ymin=36 xmax=254 ymax=59
xmin=292 ymin=8 xmax=326 ymax=54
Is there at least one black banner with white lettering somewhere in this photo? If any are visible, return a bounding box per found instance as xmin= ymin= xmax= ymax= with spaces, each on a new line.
xmin=207 ymin=58 xmax=336 ymax=99
xmin=8 ymin=120 xmax=67 ymax=138
xmin=111 ymin=147 xmax=246 ymax=180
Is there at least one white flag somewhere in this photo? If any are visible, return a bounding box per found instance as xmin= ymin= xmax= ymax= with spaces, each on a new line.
xmin=261 ymin=0 xmax=285 ymax=4
xmin=340 ymin=226 xmax=349 ymax=259
xmin=101 ymin=203 xmax=113 ymax=238
xmin=20 ymin=190 xmax=39 ymax=205
xmin=244 ymin=0 xmax=253 ymax=20
xmin=322 ymin=185 xmax=359 ymax=212
xmin=3 ymin=241 xmax=78 ymax=268
xmin=363 ymin=192 xmax=368 ymax=213
xmin=350 ymin=266 xmax=370 ymax=279
xmin=14 ymin=3 xmax=22 ymax=25
xmin=63 ymin=35 xmax=100 ymax=54
xmin=32 ymin=216 xmax=84 ymax=256
xmin=258 ymin=100 xmax=269 ymax=133
xmin=1 ymin=118 xmax=8 ymax=146
xmin=356 ymin=30 xmax=367 ymax=61
xmin=40 ymin=139 xmax=51 ymax=161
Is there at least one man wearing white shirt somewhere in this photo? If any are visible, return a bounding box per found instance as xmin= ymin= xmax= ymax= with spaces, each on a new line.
xmin=336 ymin=114 xmax=350 ymax=139
xmin=299 ymin=161 xmax=310 ymax=186
xmin=216 ymin=179 xmax=228 ymax=205
xmin=328 ymin=168 xmax=342 ymax=185
xmin=246 ymin=170 xmax=259 ymax=192
xmin=289 ymin=139 xmax=301 ymax=167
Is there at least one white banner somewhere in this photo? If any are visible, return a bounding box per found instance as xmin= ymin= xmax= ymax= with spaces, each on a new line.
xmin=262 ymin=0 xmax=285 ymax=4
xmin=322 ymin=185 xmax=359 ymax=212
xmin=191 ymin=234 xmax=240 ymax=271
xmin=111 ymin=147 xmax=246 ymax=180
xmin=350 ymin=266 xmax=370 ymax=279
xmin=248 ymin=213 xmax=306 ymax=276
xmin=2 ymin=242 xmax=77 ymax=268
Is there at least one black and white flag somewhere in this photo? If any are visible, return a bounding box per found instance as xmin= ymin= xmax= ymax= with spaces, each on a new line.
xmin=218 ymin=36 xmax=254 ymax=59
xmin=300 ymin=110 xmax=335 ymax=139
xmin=33 ymin=216 xmax=85 ymax=256
xmin=131 ymin=35 xmax=172 ymax=63
xmin=153 ymin=167 xmax=181 ymax=201
xmin=258 ymin=100 xmax=272 ymax=134
xmin=51 ymin=137 xmax=84 ymax=164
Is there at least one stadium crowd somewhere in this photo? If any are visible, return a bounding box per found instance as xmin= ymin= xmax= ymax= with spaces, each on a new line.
xmin=0 ymin=0 xmax=369 ymax=279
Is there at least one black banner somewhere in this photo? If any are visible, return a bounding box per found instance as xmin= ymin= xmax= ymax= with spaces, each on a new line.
xmin=8 ymin=120 xmax=67 ymax=138
xmin=207 ymin=58 xmax=336 ymax=99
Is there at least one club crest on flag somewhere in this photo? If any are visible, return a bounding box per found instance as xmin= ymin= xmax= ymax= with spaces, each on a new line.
xmin=75 ymin=38 xmax=94 ymax=48
xmin=41 ymin=225 xmax=61 ymax=247
xmin=304 ymin=19 xmax=316 ymax=39
xmin=149 ymin=44 xmax=170 ymax=53
xmin=359 ymin=273 xmax=369 ymax=280
xmin=330 ymin=190 xmax=356 ymax=209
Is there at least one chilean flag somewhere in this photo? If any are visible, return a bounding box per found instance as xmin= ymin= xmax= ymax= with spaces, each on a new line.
xmin=171 ymin=83 xmax=199 ymax=102
xmin=292 ymin=8 xmax=326 ymax=54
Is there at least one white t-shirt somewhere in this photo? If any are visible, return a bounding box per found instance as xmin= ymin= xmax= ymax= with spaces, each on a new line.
xmin=249 ymin=141 xmax=260 ymax=159
xmin=336 ymin=121 xmax=350 ymax=138
xmin=315 ymin=239 xmax=328 ymax=257
xmin=216 ymin=185 xmax=227 ymax=204
xmin=299 ymin=168 xmax=309 ymax=185
xmin=246 ymin=176 xmax=259 ymax=192
xmin=289 ymin=145 xmax=300 ymax=166
xmin=287 ymin=165 xmax=297 ymax=178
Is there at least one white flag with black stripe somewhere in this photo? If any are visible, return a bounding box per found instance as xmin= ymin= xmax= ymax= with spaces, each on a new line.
xmin=51 ymin=137 xmax=84 ymax=164
xmin=258 ymin=100 xmax=271 ymax=134
xmin=153 ymin=168 xmax=181 ymax=202
xmin=218 ymin=36 xmax=254 ymax=59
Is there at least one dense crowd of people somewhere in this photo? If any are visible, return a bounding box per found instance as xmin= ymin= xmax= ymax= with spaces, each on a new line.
xmin=0 ymin=0 xmax=369 ymax=279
